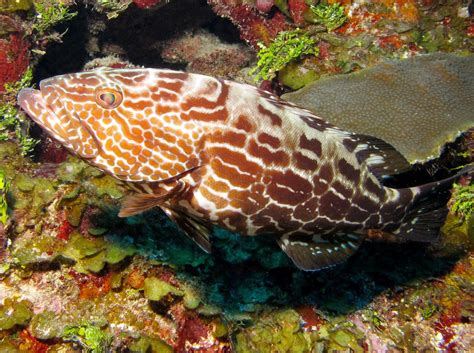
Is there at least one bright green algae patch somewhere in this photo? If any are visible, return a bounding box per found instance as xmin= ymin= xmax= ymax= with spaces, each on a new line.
xmin=251 ymin=29 xmax=319 ymax=82
xmin=0 ymin=169 xmax=9 ymax=224
xmin=282 ymin=53 xmax=474 ymax=162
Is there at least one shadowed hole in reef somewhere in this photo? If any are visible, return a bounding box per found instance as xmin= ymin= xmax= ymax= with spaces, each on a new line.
xmin=98 ymin=207 xmax=460 ymax=316
xmin=99 ymin=0 xmax=234 ymax=69
xmin=33 ymin=5 xmax=88 ymax=82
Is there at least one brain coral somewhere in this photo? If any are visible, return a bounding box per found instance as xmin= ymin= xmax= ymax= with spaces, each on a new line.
xmin=282 ymin=54 xmax=474 ymax=163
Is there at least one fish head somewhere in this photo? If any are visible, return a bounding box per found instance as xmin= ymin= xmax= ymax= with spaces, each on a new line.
xmin=18 ymin=67 xmax=205 ymax=182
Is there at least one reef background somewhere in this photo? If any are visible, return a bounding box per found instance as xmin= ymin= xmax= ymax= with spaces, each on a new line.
xmin=0 ymin=1 xmax=473 ymax=352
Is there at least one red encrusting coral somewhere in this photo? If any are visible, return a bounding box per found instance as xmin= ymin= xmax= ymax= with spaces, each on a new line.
xmin=171 ymin=304 xmax=231 ymax=353
xmin=57 ymin=219 xmax=73 ymax=241
xmin=36 ymin=136 xmax=69 ymax=164
xmin=210 ymin=2 xmax=291 ymax=48
xmin=18 ymin=330 xmax=50 ymax=353
xmin=467 ymin=23 xmax=474 ymax=37
xmin=434 ymin=303 xmax=462 ymax=352
xmin=288 ymin=0 xmax=308 ymax=26
xmin=133 ymin=0 xmax=161 ymax=9
xmin=69 ymin=270 xmax=113 ymax=299
xmin=377 ymin=34 xmax=403 ymax=50
xmin=0 ymin=16 xmax=29 ymax=93
xmin=297 ymin=306 xmax=326 ymax=331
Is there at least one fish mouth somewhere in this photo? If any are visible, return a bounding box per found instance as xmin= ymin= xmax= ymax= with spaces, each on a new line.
xmin=18 ymin=77 xmax=100 ymax=159
xmin=17 ymin=86 xmax=70 ymax=147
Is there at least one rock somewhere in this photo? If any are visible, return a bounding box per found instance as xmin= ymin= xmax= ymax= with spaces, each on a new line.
xmin=282 ymin=53 xmax=474 ymax=162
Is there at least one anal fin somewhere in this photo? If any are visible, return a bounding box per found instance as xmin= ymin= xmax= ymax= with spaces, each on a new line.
xmin=277 ymin=233 xmax=362 ymax=271
xmin=162 ymin=207 xmax=213 ymax=253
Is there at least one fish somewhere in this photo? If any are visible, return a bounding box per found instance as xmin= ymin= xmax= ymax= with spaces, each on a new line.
xmin=17 ymin=67 xmax=473 ymax=271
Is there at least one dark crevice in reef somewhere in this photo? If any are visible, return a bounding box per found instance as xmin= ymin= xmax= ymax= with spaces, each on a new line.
xmin=32 ymin=0 xmax=241 ymax=79
xmin=383 ymin=129 xmax=473 ymax=188
xmin=33 ymin=5 xmax=89 ymax=82
xmin=204 ymin=15 xmax=242 ymax=44
xmin=99 ymin=0 xmax=224 ymax=68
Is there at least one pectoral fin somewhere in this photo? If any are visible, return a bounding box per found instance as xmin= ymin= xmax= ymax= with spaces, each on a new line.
xmin=162 ymin=207 xmax=213 ymax=253
xmin=118 ymin=181 xmax=185 ymax=217
xmin=277 ymin=233 xmax=362 ymax=271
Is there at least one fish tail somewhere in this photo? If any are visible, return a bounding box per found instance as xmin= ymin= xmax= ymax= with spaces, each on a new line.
xmin=393 ymin=164 xmax=473 ymax=242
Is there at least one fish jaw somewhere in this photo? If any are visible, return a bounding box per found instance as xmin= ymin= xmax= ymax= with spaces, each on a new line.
xmin=18 ymin=80 xmax=100 ymax=159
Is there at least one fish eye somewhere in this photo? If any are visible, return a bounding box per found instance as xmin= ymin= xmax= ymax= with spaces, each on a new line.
xmin=95 ymin=88 xmax=123 ymax=109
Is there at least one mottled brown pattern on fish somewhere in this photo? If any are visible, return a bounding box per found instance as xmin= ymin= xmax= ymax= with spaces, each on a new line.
xmin=20 ymin=67 xmax=466 ymax=271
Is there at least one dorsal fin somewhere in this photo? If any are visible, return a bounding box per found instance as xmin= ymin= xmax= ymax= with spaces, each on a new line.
xmin=348 ymin=134 xmax=412 ymax=180
xmin=118 ymin=181 xmax=185 ymax=217
xmin=277 ymin=233 xmax=362 ymax=271
xmin=162 ymin=207 xmax=213 ymax=253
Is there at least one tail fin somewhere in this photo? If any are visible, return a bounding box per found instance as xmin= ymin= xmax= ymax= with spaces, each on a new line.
xmin=394 ymin=164 xmax=473 ymax=242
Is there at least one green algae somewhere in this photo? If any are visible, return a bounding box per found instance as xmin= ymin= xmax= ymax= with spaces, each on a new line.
xmin=62 ymin=233 xmax=136 ymax=273
xmin=96 ymin=0 xmax=132 ymax=19
xmin=30 ymin=311 xmax=71 ymax=340
xmin=89 ymin=175 xmax=124 ymax=199
xmin=63 ymin=323 xmax=111 ymax=353
xmin=278 ymin=61 xmax=319 ymax=90
xmin=182 ymin=284 xmax=201 ymax=309
xmin=12 ymin=232 xmax=63 ymax=266
xmin=12 ymin=174 xmax=56 ymax=211
xmin=235 ymin=310 xmax=310 ymax=353
xmin=451 ymin=183 xmax=474 ymax=223
xmin=0 ymin=169 xmax=10 ymax=224
xmin=32 ymin=0 xmax=77 ymax=35
xmin=1 ymin=68 xmax=39 ymax=156
xmin=307 ymin=3 xmax=348 ymax=32
xmin=0 ymin=298 xmax=33 ymax=330
xmin=143 ymin=277 xmax=183 ymax=301
xmin=129 ymin=336 xmax=173 ymax=353
xmin=0 ymin=0 xmax=33 ymax=11
xmin=251 ymin=29 xmax=319 ymax=81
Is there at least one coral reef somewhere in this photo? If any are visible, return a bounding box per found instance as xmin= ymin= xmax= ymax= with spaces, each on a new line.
xmin=161 ymin=29 xmax=254 ymax=80
xmin=208 ymin=0 xmax=291 ymax=48
xmin=211 ymin=0 xmax=473 ymax=89
xmin=282 ymin=53 xmax=474 ymax=162
xmin=0 ymin=0 xmax=472 ymax=352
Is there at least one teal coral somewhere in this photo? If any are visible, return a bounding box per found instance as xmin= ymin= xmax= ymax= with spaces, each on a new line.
xmin=251 ymin=29 xmax=319 ymax=81
xmin=308 ymin=3 xmax=348 ymax=32
xmin=0 ymin=168 xmax=10 ymax=224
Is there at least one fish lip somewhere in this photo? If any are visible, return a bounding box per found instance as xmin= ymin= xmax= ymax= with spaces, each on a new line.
xmin=17 ymin=87 xmax=49 ymax=125
xmin=18 ymin=87 xmax=70 ymax=146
